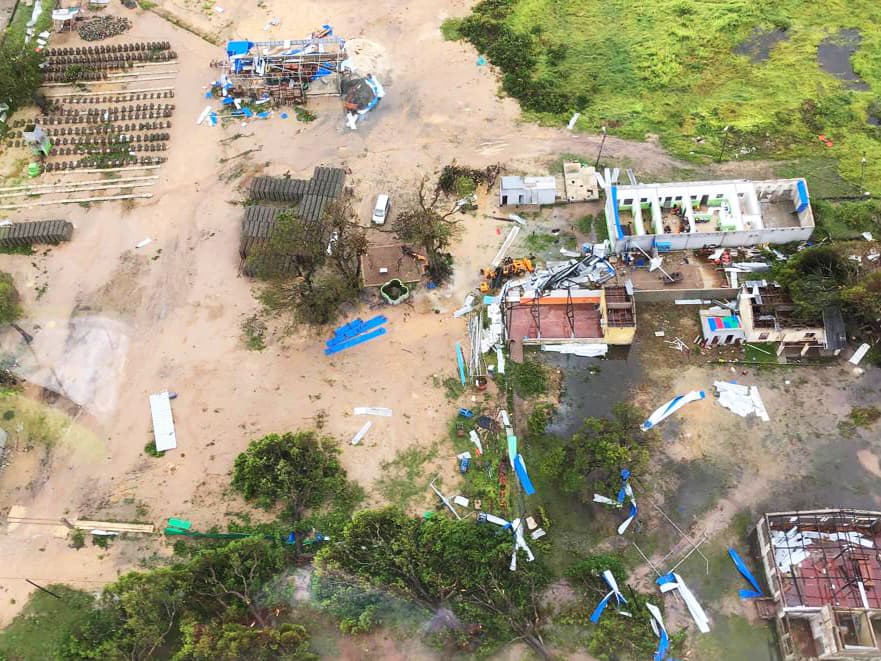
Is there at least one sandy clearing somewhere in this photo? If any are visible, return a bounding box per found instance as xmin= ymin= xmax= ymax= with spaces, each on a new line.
xmin=0 ymin=0 xmax=716 ymax=628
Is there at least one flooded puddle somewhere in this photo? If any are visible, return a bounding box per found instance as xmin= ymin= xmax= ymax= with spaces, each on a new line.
xmin=543 ymin=344 xmax=643 ymax=436
xmin=735 ymin=28 xmax=789 ymax=63
xmin=817 ymin=29 xmax=869 ymax=90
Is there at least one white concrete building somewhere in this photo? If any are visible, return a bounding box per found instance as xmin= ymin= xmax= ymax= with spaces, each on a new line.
xmin=499 ymin=176 xmax=556 ymax=206
xmin=601 ymin=176 xmax=814 ymax=253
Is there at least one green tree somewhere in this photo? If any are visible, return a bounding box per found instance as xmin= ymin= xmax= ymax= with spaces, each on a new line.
xmin=841 ymin=271 xmax=881 ymax=328
xmin=176 ymin=621 xmax=315 ymax=661
xmin=534 ymin=403 xmax=652 ymax=500
xmin=0 ymin=272 xmax=22 ymax=325
xmin=231 ymin=431 xmax=350 ymax=520
xmin=254 ymin=200 xmax=366 ymax=325
xmin=318 ymin=508 xmax=552 ymax=658
xmin=390 ymin=176 xmax=462 ymax=282
xmin=186 ymin=538 xmax=290 ymax=627
xmin=771 ymin=245 xmax=855 ymax=323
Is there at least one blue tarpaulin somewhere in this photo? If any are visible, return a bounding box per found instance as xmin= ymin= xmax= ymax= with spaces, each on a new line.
xmin=226 ymin=40 xmax=253 ymax=56
xmin=590 ymin=571 xmax=627 ymax=623
xmin=610 ymin=185 xmax=624 ymax=240
xmin=513 ymin=454 xmax=536 ymax=495
xmin=728 ymin=548 xmax=763 ymax=598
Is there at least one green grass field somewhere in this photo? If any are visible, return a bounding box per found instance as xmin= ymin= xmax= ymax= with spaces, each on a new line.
xmin=452 ymin=0 xmax=881 ymax=190
xmin=0 ymin=585 xmax=95 ymax=660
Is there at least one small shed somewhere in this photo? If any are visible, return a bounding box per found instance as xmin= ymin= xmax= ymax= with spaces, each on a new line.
xmin=499 ymin=176 xmax=556 ymax=206
xmin=361 ymin=243 xmax=424 ymax=288
xmin=563 ymin=162 xmax=599 ymax=202
xmin=700 ymin=308 xmax=745 ymax=345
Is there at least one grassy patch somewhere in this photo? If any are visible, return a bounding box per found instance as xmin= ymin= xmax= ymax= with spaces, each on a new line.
xmin=440 ymin=17 xmax=464 ymax=41
xmin=524 ymin=232 xmax=558 ymax=253
xmin=743 ymin=342 xmax=778 ymax=363
xmin=241 ymin=314 xmax=267 ymax=351
xmin=143 ymin=440 xmax=165 ymax=458
xmin=508 ymin=359 xmax=548 ymax=397
xmin=374 ymin=444 xmax=438 ymax=510
xmin=0 ymin=585 xmax=95 ymax=659
xmin=455 ymin=0 xmax=881 ymax=188
xmin=850 ymin=405 xmax=881 ymax=427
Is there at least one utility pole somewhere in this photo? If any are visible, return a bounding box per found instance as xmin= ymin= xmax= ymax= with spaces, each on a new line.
xmin=716 ymin=125 xmax=730 ymax=163
xmin=594 ymin=126 xmax=608 ymax=169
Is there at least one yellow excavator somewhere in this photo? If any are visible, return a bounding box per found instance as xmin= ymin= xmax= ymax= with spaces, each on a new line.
xmin=479 ymin=257 xmax=534 ymax=293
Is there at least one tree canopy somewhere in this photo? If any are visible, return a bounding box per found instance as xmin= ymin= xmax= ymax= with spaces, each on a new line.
xmin=771 ymin=245 xmax=857 ymax=323
xmin=532 ymin=403 xmax=653 ymax=501
xmin=254 ymin=199 xmax=367 ymax=325
xmin=231 ymin=431 xmax=354 ymax=520
xmin=390 ymin=176 xmax=462 ymax=282
xmin=317 ymin=507 xmax=552 ymax=657
xmin=0 ymin=272 xmax=22 ymax=325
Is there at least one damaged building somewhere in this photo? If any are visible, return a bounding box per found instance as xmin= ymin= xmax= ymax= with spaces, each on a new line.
xmin=757 ymin=509 xmax=881 ymax=660
xmin=738 ymin=281 xmax=839 ymax=355
xmin=601 ymin=176 xmax=815 ymax=254
xmin=504 ymin=285 xmax=636 ymax=349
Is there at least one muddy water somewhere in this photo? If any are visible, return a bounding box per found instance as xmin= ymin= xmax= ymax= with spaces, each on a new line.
xmin=543 ymin=344 xmax=643 ymax=436
xmin=818 ymin=29 xmax=869 ymax=90
xmin=735 ymin=28 xmax=789 ymax=63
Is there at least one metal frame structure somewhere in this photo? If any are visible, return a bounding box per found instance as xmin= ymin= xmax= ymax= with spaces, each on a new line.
xmin=225 ymin=37 xmax=347 ymax=104
xmin=757 ymin=509 xmax=881 ymax=660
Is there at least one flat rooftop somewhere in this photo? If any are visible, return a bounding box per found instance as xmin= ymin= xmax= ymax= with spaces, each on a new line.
xmin=507 ymin=302 xmax=602 ymax=342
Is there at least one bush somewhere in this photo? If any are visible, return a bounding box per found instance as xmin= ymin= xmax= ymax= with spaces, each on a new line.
xmin=231 ymin=431 xmax=355 ymax=520
xmin=509 ymin=359 xmax=548 ymax=397
xmin=0 ymin=272 xmax=22 ymax=325
xmin=440 ymin=17 xmax=463 ymax=41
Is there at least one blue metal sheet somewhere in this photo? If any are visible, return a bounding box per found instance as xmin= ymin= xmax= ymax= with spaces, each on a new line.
xmin=796 ymin=179 xmax=809 ymax=213
xmin=324 ymin=327 xmax=386 ymax=355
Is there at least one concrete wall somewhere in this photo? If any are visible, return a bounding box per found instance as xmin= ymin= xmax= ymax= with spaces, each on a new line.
xmin=612 ymin=225 xmax=814 ymax=253
xmin=604 ymin=325 xmax=636 ymax=344
xmin=632 ymin=287 xmax=738 ymax=303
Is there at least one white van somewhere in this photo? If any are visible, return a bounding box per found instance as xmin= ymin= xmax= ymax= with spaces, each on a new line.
xmin=372 ymin=194 xmax=390 ymax=225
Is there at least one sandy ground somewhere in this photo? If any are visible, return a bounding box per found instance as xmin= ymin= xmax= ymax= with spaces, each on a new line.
xmin=0 ymin=0 xmax=689 ymax=625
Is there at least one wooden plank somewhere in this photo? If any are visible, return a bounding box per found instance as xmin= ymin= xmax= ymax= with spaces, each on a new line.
xmin=72 ymin=519 xmax=155 ymax=533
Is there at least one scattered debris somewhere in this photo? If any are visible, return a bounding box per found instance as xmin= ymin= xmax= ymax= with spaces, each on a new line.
xmin=641 ymin=391 xmax=706 ymax=431
xmin=593 ymin=469 xmax=638 ymax=534
xmin=850 ymin=343 xmax=871 ymax=365
xmin=566 ymin=112 xmax=580 ymax=129
xmin=512 ymin=455 xmax=536 ymax=496
xmin=590 ymin=570 xmax=630 ymax=622
xmin=714 ymin=381 xmax=770 ymax=422
xmin=350 ymin=421 xmax=372 ymax=445
xmin=429 ymin=477 xmax=461 ymax=520
xmin=353 ymin=407 xmax=392 ymax=417
xmin=728 ymin=547 xmax=763 ymax=598
xmin=135 ymin=238 xmax=153 ymax=249
xmin=657 ymin=573 xmax=710 ymax=633
xmin=646 ymin=603 xmax=675 ymax=661
xmin=455 ymin=342 xmax=466 ymax=385
xmin=490 ymin=226 xmax=520 ymax=268
xmin=453 ymin=495 xmax=469 ymax=508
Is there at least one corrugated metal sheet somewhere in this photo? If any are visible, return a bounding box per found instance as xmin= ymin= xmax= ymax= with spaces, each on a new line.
xmin=149 ymin=391 xmax=177 ymax=452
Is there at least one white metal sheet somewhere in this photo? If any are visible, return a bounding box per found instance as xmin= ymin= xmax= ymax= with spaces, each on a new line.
xmin=149 ymin=391 xmax=177 ymax=452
